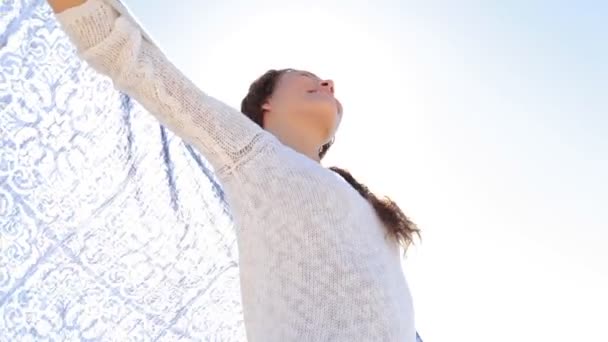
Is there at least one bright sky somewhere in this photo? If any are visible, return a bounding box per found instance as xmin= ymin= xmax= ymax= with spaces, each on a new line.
xmin=126 ymin=1 xmax=607 ymax=341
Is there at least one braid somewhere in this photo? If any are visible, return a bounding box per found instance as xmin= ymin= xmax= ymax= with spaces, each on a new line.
xmin=329 ymin=167 xmax=419 ymax=249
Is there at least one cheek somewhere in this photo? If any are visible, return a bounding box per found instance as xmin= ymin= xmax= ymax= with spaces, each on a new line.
xmin=276 ymin=92 xmax=341 ymax=131
xmin=304 ymin=94 xmax=339 ymax=113
xmin=274 ymin=91 xmax=306 ymax=113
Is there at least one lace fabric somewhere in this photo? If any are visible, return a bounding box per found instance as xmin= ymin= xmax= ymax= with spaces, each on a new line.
xmin=0 ymin=1 xmax=245 ymax=340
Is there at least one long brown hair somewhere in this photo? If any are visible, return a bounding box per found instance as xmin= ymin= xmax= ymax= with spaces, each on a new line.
xmin=240 ymin=69 xmax=420 ymax=249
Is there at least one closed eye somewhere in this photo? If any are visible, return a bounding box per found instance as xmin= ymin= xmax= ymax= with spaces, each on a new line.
xmin=307 ymin=89 xmax=318 ymax=93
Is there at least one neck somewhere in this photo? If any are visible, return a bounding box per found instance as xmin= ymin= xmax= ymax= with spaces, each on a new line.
xmin=272 ymin=128 xmax=322 ymax=162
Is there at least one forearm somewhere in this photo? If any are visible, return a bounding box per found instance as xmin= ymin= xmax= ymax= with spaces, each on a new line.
xmin=50 ymin=0 xmax=272 ymax=176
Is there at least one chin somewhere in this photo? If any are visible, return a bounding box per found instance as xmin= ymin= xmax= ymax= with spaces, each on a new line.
xmin=304 ymin=97 xmax=342 ymax=135
xmin=320 ymin=111 xmax=341 ymax=139
xmin=325 ymin=101 xmax=342 ymax=133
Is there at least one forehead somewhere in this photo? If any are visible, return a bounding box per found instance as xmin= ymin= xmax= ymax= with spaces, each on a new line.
xmin=280 ymin=69 xmax=321 ymax=84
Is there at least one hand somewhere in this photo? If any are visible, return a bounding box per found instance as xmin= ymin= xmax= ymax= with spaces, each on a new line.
xmin=47 ymin=0 xmax=87 ymax=13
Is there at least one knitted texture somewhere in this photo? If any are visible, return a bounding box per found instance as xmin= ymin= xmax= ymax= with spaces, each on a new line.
xmin=55 ymin=1 xmax=416 ymax=340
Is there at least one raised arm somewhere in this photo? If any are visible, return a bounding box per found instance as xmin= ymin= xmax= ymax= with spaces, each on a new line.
xmin=48 ymin=0 xmax=272 ymax=177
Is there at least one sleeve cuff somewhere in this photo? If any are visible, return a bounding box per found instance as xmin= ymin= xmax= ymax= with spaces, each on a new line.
xmin=55 ymin=0 xmax=119 ymax=52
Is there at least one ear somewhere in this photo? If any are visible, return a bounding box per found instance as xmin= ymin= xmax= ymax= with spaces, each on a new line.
xmin=261 ymin=102 xmax=272 ymax=112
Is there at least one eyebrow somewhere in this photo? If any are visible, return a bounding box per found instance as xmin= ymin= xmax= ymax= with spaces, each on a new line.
xmin=298 ymin=71 xmax=321 ymax=81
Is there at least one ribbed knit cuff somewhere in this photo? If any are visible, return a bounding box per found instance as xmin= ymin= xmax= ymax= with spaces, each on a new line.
xmin=55 ymin=0 xmax=119 ymax=52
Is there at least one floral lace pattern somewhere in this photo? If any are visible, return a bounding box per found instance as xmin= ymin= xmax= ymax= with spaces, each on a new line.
xmin=0 ymin=1 xmax=245 ymax=341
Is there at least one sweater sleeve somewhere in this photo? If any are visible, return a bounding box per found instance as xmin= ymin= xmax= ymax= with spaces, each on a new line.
xmin=54 ymin=0 xmax=271 ymax=175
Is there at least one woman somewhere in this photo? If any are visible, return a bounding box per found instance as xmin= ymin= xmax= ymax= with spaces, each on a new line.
xmin=48 ymin=0 xmax=422 ymax=340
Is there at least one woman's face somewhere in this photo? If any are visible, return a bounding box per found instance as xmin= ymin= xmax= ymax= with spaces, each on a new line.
xmin=263 ymin=70 xmax=342 ymax=146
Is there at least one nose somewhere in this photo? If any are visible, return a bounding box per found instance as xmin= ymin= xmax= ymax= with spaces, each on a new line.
xmin=319 ymin=79 xmax=335 ymax=94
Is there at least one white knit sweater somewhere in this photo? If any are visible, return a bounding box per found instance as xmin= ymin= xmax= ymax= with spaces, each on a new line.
xmin=55 ymin=1 xmax=416 ymax=340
